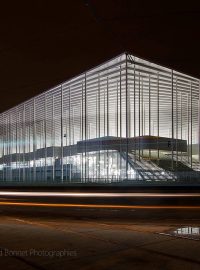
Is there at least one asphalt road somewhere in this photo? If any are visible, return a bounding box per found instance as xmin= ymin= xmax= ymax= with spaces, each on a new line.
xmin=0 ymin=189 xmax=200 ymax=269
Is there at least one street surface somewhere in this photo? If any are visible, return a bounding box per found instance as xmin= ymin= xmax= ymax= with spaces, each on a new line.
xmin=0 ymin=189 xmax=200 ymax=269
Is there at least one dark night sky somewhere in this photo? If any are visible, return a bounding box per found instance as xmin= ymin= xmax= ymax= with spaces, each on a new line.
xmin=0 ymin=0 xmax=200 ymax=112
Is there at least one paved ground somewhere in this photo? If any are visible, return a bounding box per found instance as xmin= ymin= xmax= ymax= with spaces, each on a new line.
xmin=0 ymin=205 xmax=200 ymax=270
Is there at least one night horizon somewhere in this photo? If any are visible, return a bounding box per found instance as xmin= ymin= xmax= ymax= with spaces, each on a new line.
xmin=0 ymin=1 xmax=200 ymax=113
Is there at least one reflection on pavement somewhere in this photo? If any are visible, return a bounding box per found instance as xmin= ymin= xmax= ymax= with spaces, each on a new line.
xmin=174 ymin=227 xmax=200 ymax=236
xmin=164 ymin=226 xmax=200 ymax=240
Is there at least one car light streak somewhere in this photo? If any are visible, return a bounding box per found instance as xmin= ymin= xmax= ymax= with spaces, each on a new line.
xmin=0 ymin=191 xmax=200 ymax=198
xmin=0 ymin=201 xmax=200 ymax=209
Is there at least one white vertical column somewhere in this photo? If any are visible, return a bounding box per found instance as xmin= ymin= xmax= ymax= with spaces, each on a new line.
xmin=33 ymin=98 xmax=36 ymax=182
xmin=190 ymin=82 xmax=193 ymax=168
xmin=187 ymin=93 xmax=190 ymax=164
xmin=15 ymin=110 xmax=18 ymax=181
xmin=44 ymin=94 xmax=47 ymax=181
xmin=199 ymin=80 xmax=200 ymax=163
xmin=175 ymin=78 xmax=178 ymax=166
xmin=171 ymin=70 xmax=174 ymax=170
xmin=84 ymin=73 xmax=87 ymax=182
xmin=125 ymin=54 xmax=129 ymax=178
xmin=81 ymin=81 xmax=84 ymax=182
xmin=61 ymin=85 xmax=64 ymax=182
xmin=2 ymin=114 xmax=5 ymax=181
xmin=157 ymin=73 xmax=160 ymax=164
xmin=23 ymin=104 xmax=25 ymax=181
xmin=52 ymin=95 xmax=55 ymax=181
xmin=149 ymin=75 xmax=151 ymax=160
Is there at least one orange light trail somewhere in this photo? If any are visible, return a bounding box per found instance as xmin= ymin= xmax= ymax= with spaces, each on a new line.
xmin=0 ymin=201 xmax=200 ymax=209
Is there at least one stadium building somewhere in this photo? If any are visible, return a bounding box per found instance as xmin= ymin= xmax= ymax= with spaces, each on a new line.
xmin=0 ymin=53 xmax=200 ymax=184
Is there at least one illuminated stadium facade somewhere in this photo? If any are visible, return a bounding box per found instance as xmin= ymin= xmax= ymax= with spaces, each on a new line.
xmin=0 ymin=53 xmax=200 ymax=184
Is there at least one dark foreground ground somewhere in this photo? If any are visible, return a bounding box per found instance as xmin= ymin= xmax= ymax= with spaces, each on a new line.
xmin=0 ymin=187 xmax=200 ymax=270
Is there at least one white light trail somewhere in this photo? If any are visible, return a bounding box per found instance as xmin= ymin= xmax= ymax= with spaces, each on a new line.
xmin=0 ymin=191 xmax=199 ymax=198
